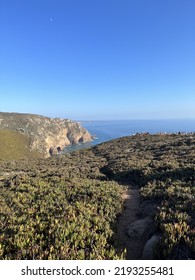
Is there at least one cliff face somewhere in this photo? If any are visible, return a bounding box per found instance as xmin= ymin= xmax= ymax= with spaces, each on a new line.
xmin=0 ymin=112 xmax=93 ymax=157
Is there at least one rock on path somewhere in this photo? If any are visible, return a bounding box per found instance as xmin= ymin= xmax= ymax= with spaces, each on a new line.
xmin=116 ymin=186 xmax=156 ymax=259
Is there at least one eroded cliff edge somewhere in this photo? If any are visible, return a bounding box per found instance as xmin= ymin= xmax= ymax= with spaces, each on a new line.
xmin=0 ymin=112 xmax=93 ymax=157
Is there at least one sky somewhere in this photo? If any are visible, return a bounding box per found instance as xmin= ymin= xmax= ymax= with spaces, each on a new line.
xmin=0 ymin=0 xmax=195 ymax=120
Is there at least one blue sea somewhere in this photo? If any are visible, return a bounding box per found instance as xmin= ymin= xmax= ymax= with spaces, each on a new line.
xmin=63 ymin=119 xmax=195 ymax=153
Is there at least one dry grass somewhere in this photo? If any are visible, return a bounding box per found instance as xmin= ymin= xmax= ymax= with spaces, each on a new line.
xmin=0 ymin=130 xmax=43 ymax=161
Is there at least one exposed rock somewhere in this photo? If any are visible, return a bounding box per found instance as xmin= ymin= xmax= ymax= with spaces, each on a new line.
xmin=127 ymin=217 xmax=154 ymax=239
xmin=142 ymin=234 xmax=162 ymax=260
xmin=0 ymin=112 xmax=93 ymax=157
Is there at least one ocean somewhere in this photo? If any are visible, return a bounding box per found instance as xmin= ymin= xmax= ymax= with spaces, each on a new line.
xmin=63 ymin=119 xmax=195 ymax=153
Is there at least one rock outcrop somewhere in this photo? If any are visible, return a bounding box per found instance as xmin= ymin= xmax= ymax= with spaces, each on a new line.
xmin=0 ymin=112 xmax=93 ymax=157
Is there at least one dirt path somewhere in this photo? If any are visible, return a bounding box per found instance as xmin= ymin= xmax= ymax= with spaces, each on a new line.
xmin=116 ymin=186 xmax=145 ymax=259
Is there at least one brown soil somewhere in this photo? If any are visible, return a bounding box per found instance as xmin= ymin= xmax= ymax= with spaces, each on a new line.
xmin=116 ymin=186 xmax=146 ymax=259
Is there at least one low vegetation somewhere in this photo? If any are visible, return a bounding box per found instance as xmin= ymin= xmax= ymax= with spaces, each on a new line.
xmin=0 ymin=132 xmax=194 ymax=259
xmin=93 ymin=133 xmax=195 ymax=259
xmin=0 ymin=177 xmax=124 ymax=259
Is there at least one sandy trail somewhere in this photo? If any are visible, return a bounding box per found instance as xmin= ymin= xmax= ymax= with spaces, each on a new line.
xmin=116 ymin=186 xmax=146 ymax=260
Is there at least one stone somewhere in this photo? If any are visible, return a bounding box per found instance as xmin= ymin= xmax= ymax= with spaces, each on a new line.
xmin=142 ymin=234 xmax=161 ymax=260
xmin=127 ymin=217 xmax=154 ymax=239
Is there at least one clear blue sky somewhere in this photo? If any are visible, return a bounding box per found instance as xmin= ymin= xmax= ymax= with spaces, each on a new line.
xmin=0 ymin=0 xmax=194 ymax=120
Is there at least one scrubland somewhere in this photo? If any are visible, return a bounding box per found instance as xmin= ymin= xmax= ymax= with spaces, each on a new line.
xmin=0 ymin=133 xmax=194 ymax=259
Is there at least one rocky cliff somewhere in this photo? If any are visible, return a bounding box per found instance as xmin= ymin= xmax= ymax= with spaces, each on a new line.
xmin=0 ymin=112 xmax=93 ymax=157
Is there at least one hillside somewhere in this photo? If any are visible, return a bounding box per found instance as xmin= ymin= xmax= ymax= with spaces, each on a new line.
xmin=0 ymin=112 xmax=92 ymax=157
xmin=0 ymin=130 xmax=43 ymax=161
xmin=0 ymin=133 xmax=194 ymax=259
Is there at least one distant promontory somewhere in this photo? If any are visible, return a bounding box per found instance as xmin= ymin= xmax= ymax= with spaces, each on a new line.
xmin=0 ymin=112 xmax=93 ymax=157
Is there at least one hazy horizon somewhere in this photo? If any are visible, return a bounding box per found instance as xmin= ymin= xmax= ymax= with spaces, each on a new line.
xmin=1 ymin=110 xmax=195 ymax=122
